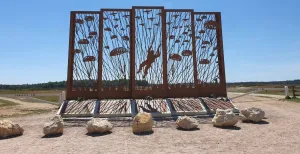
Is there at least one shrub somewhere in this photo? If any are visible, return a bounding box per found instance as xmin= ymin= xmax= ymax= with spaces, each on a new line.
xmin=285 ymin=96 xmax=291 ymax=99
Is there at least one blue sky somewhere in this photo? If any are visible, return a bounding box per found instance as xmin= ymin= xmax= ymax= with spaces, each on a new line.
xmin=0 ymin=0 xmax=299 ymax=84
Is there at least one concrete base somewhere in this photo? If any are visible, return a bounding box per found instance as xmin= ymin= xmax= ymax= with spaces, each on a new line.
xmin=135 ymin=99 xmax=171 ymax=117
xmin=62 ymin=100 xmax=96 ymax=117
xmin=168 ymin=98 xmax=207 ymax=116
xmin=95 ymin=99 xmax=132 ymax=118
xmin=200 ymin=97 xmax=239 ymax=114
xmin=58 ymin=97 xmax=239 ymax=118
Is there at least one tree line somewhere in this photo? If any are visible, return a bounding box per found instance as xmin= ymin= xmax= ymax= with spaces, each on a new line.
xmin=1 ymin=79 xmax=299 ymax=90
xmin=0 ymin=80 xmax=149 ymax=90
xmin=227 ymin=79 xmax=300 ymax=87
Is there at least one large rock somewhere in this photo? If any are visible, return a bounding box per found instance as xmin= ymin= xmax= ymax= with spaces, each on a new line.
xmin=0 ymin=120 xmax=24 ymax=138
xmin=212 ymin=109 xmax=238 ymax=127
xmin=240 ymin=107 xmax=265 ymax=122
xmin=86 ymin=118 xmax=113 ymax=134
xmin=176 ymin=116 xmax=199 ymax=130
xmin=132 ymin=113 xmax=153 ymax=134
xmin=43 ymin=115 xmax=64 ymax=136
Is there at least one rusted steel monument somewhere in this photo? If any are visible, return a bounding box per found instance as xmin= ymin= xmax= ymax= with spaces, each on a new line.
xmin=61 ymin=6 xmax=238 ymax=117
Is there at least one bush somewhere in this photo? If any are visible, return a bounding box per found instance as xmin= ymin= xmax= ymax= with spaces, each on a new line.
xmin=285 ymin=96 xmax=291 ymax=99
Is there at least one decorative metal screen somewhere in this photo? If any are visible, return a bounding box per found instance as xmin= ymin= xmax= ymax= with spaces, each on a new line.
xmin=66 ymin=7 xmax=226 ymax=100
xmin=67 ymin=11 xmax=100 ymax=99
xmin=132 ymin=7 xmax=165 ymax=98
xmin=99 ymin=9 xmax=132 ymax=99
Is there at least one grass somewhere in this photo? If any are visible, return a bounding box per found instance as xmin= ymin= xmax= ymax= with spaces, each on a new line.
xmin=286 ymin=98 xmax=300 ymax=103
xmin=19 ymin=109 xmax=53 ymax=114
xmin=33 ymin=96 xmax=59 ymax=103
xmin=0 ymin=99 xmax=19 ymax=107
xmin=9 ymin=96 xmax=60 ymax=106
xmin=0 ymin=109 xmax=54 ymax=119
xmin=0 ymin=89 xmax=63 ymax=95
xmin=256 ymin=90 xmax=285 ymax=95
xmin=227 ymin=87 xmax=298 ymax=96
xmin=256 ymin=96 xmax=275 ymax=99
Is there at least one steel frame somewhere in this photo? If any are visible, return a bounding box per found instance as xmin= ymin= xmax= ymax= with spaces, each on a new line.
xmin=66 ymin=6 xmax=227 ymax=100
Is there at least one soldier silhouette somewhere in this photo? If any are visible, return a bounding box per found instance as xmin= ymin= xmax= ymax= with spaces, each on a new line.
xmin=137 ymin=43 xmax=161 ymax=78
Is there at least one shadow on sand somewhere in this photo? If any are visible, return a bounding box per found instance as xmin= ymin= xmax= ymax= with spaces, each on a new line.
xmin=86 ymin=131 xmax=112 ymax=137
xmin=0 ymin=134 xmax=23 ymax=140
xmin=41 ymin=133 xmax=63 ymax=138
xmin=214 ymin=126 xmax=241 ymax=130
xmin=176 ymin=127 xmax=200 ymax=131
xmin=133 ymin=131 xmax=154 ymax=136
xmin=243 ymin=120 xmax=269 ymax=125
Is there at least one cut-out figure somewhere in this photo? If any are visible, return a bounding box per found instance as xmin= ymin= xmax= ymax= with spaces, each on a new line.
xmin=139 ymin=105 xmax=151 ymax=113
xmin=137 ymin=44 xmax=161 ymax=78
xmin=145 ymin=102 xmax=158 ymax=112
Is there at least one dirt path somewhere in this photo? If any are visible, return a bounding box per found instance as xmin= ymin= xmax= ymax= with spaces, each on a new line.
xmin=1 ymin=95 xmax=300 ymax=154
xmin=228 ymin=92 xmax=286 ymax=99
xmin=0 ymin=97 xmax=57 ymax=117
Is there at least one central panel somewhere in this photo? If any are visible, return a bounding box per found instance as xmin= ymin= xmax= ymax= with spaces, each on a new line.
xmin=165 ymin=10 xmax=198 ymax=97
xmin=132 ymin=7 xmax=165 ymax=98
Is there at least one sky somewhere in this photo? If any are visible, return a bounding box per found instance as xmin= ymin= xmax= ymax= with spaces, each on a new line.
xmin=0 ymin=0 xmax=299 ymax=84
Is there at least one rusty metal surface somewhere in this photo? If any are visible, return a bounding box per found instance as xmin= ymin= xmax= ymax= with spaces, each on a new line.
xmin=169 ymin=98 xmax=204 ymax=112
xmin=98 ymin=99 xmax=131 ymax=115
xmin=136 ymin=99 xmax=169 ymax=114
xmin=201 ymin=97 xmax=236 ymax=112
xmin=64 ymin=100 xmax=96 ymax=115
xmin=66 ymin=7 xmax=227 ymax=100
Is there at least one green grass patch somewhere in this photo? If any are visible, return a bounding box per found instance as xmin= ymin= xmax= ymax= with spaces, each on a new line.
xmin=286 ymin=98 xmax=300 ymax=103
xmin=256 ymin=96 xmax=275 ymax=99
xmin=19 ymin=109 xmax=53 ymax=114
xmin=0 ymin=90 xmax=63 ymax=95
xmin=33 ymin=96 xmax=59 ymax=103
xmin=7 ymin=96 xmax=43 ymax=103
xmin=0 ymin=109 xmax=54 ymax=119
xmin=256 ymin=91 xmax=285 ymax=95
xmin=0 ymin=99 xmax=19 ymax=107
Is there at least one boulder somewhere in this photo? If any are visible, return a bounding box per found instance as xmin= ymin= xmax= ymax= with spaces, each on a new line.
xmin=0 ymin=120 xmax=24 ymax=138
xmin=176 ymin=116 xmax=199 ymax=130
xmin=43 ymin=115 xmax=64 ymax=136
xmin=132 ymin=113 xmax=153 ymax=134
xmin=212 ymin=109 xmax=238 ymax=127
xmin=240 ymin=107 xmax=265 ymax=122
xmin=86 ymin=118 xmax=113 ymax=134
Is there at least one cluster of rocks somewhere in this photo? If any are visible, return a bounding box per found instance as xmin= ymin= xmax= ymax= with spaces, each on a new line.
xmin=212 ymin=107 xmax=265 ymax=127
xmin=240 ymin=107 xmax=265 ymax=122
xmin=0 ymin=107 xmax=266 ymax=138
xmin=212 ymin=108 xmax=239 ymax=127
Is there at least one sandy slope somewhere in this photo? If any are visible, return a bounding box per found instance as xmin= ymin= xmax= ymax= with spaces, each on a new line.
xmin=0 ymin=96 xmax=57 ymax=117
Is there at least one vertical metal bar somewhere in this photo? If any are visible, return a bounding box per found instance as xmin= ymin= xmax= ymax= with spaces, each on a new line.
xmin=215 ymin=12 xmax=227 ymax=97
xmin=66 ymin=12 xmax=76 ymax=100
xmin=191 ymin=11 xmax=199 ymax=91
xmin=292 ymin=86 xmax=295 ymax=98
xmin=98 ymin=10 xmax=104 ymax=99
xmin=161 ymin=8 xmax=168 ymax=98
xmin=130 ymin=8 xmax=136 ymax=98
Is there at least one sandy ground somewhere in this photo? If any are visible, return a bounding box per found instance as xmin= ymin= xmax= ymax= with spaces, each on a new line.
xmin=0 ymin=96 xmax=57 ymax=117
xmin=228 ymin=92 xmax=286 ymax=99
xmin=1 ymin=94 xmax=300 ymax=154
